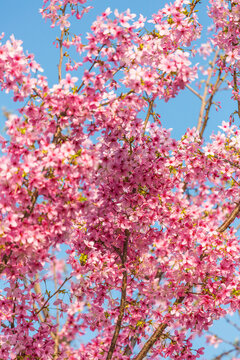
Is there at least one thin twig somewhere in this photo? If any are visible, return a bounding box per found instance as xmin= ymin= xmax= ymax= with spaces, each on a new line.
xmin=225 ymin=317 xmax=240 ymax=332
xmin=208 ymin=330 xmax=240 ymax=351
xmin=0 ymin=5 xmax=66 ymax=278
xmin=0 ymin=252 xmax=12 ymax=274
xmin=213 ymin=348 xmax=236 ymax=360
xmin=194 ymin=152 xmax=240 ymax=233
xmin=198 ymin=148 xmax=240 ymax=170
xmin=233 ymin=70 xmax=240 ymax=119
xmin=76 ymin=44 xmax=105 ymax=93
xmin=100 ymin=90 xmax=134 ymax=107
xmin=35 ymin=276 xmax=71 ymax=316
xmin=197 ymin=148 xmax=240 ymax=232
xmin=77 ymin=60 xmax=98 ymax=93
xmin=186 ymin=84 xmax=203 ymax=101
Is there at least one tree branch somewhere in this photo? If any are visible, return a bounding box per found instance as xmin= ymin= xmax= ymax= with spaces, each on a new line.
xmin=23 ymin=189 xmax=38 ymax=219
xmin=188 ymin=0 xmax=201 ymax=17
xmin=199 ymin=69 xmax=226 ymax=138
xmin=35 ymin=276 xmax=71 ymax=316
xmin=143 ymin=99 xmax=154 ymax=134
xmin=34 ymin=274 xmax=49 ymax=319
xmin=233 ymin=69 xmax=240 ymax=119
xmin=53 ymin=260 xmax=60 ymax=359
xmin=133 ymin=295 xmax=185 ymax=360
xmin=106 ymin=229 xmax=129 ymax=360
xmin=58 ymin=29 xmax=64 ymax=83
xmin=57 ymin=5 xmax=67 ymax=83
xmin=32 ymin=276 xmax=57 ymax=341
xmin=133 ymin=323 xmax=167 ymax=360
xmin=217 ymin=202 xmax=240 ymax=233
xmin=186 ymin=84 xmax=203 ymax=101
xmin=124 ymin=270 xmax=164 ymax=356
xmin=76 ymin=44 xmax=105 ymax=93
xmin=197 ymin=49 xmax=219 ymax=133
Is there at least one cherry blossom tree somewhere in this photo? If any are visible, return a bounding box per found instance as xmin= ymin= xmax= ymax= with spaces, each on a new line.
xmin=1 ymin=0 xmax=240 ymax=359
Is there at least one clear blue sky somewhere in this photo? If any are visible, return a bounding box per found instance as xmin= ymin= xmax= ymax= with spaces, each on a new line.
xmin=0 ymin=1 xmax=238 ymax=359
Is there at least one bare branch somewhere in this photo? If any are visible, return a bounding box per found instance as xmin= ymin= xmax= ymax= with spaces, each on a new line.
xmin=225 ymin=316 xmax=240 ymax=332
xmin=197 ymin=49 xmax=219 ymax=133
xmin=199 ymin=70 xmax=226 ymax=138
xmin=233 ymin=70 xmax=240 ymax=119
xmin=186 ymin=84 xmax=203 ymax=101
xmin=57 ymin=5 xmax=67 ymax=83
xmin=35 ymin=276 xmax=71 ymax=316
xmin=58 ymin=29 xmax=65 ymax=83
xmin=213 ymin=348 xmax=236 ymax=360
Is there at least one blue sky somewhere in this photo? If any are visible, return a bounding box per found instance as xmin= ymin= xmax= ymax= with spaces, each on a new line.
xmin=0 ymin=1 xmax=239 ymax=359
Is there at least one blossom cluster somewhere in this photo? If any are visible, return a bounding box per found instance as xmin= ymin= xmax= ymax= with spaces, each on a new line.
xmin=40 ymin=0 xmax=93 ymax=29
xmin=208 ymin=0 xmax=240 ymax=68
xmin=0 ymin=34 xmax=42 ymax=101
xmin=0 ymin=0 xmax=240 ymax=359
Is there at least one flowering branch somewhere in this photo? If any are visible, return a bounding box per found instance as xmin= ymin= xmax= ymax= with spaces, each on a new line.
xmin=133 ymin=323 xmax=168 ymax=360
xmin=106 ymin=230 xmax=129 ymax=360
xmin=77 ymin=44 xmax=105 ymax=93
xmin=53 ymin=261 xmax=60 ymax=358
xmin=1 ymin=1 xmax=240 ymax=358
xmin=23 ymin=189 xmax=39 ymax=219
xmin=133 ymin=296 xmax=185 ymax=360
xmin=188 ymin=0 xmax=201 ymax=17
